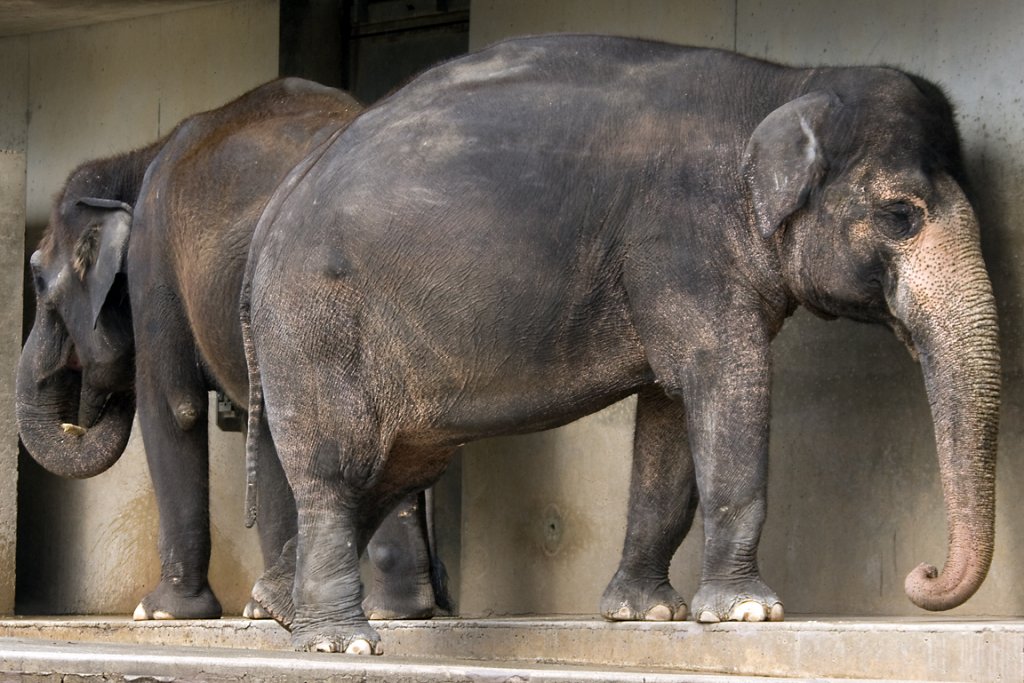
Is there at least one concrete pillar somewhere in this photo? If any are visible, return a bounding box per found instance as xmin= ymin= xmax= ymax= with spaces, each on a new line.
xmin=0 ymin=35 xmax=29 ymax=615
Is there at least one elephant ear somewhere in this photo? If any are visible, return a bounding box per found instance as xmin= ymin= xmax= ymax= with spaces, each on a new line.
xmin=742 ymin=90 xmax=840 ymax=238
xmin=76 ymin=197 xmax=133 ymax=329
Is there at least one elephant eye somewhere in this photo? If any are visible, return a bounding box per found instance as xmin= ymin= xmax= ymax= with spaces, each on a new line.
xmin=878 ymin=201 xmax=922 ymax=240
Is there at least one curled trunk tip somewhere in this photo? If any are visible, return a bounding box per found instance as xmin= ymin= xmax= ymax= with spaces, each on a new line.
xmin=905 ymin=562 xmax=950 ymax=611
xmin=905 ymin=542 xmax=991 ymax=611
xmin=18 ymin=390 xmax=136 ymax=479
xmin=17 ymin=348 xmax=136 ymax=479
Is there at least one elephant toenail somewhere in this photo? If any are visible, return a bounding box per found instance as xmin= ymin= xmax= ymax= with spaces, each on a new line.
xmin=770 ymin=602 xmax=785 ymax=621
xmin=645 ymin=605 xmax=672 ymax=621
xmin=609 ymin=604 xmax=632 ymax=620
xmin=698 ymin=610 xmax=720 ymax=623
xmin=345 ymin=639 xmax=372 ymax=655
xmin=730 ymin=600 xmax=766 ymax=622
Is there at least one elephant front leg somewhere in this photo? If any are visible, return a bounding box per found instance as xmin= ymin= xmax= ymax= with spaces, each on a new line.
xmin=601 ymin=386 xmax=696 ymax=621
xmin=683 ymin=345 xmax=783 ymax=623
xmin=133 ymin=373 xmax=221 ymax=620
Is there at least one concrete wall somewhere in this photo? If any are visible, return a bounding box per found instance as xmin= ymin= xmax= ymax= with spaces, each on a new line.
xmin=460 ymin=0 xmax=1024 ymax=618
xmin=12 ymin=0 xmax=279 ymax=615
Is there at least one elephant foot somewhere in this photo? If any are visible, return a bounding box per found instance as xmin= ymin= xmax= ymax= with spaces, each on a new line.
xmin=599 ymin=571 xmax=688 ymax=621
xmin=250 ymin=538 xmax=297 ymax=629
xmin=362 ymin=578 xmax=436 ymax=620
xmin=133 ymin=580 xmax=222 ymax=620
xmin=251 ymin=571 xmax=295 ymax=630
xmin=691 ymin=578 xmax=783 ymax=623
xmin=292 ymin=620 xmax=383 ymax=655
xmin=242 ymin=598 xmax=273 ymax=620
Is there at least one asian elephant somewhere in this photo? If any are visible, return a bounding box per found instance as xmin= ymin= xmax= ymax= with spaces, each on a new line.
xmin=242 ymin=35 xmax=999 ymax=654
xmin=17 ymin=78 xmax=449 ymax=621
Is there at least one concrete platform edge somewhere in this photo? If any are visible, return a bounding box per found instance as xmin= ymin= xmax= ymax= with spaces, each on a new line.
xmin=0 ymin=616 xmax=1017 ymax=681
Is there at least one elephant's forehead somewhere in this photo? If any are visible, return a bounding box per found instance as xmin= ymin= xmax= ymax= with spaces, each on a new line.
xmin=846 ymin=163 xmax=932 ymax=200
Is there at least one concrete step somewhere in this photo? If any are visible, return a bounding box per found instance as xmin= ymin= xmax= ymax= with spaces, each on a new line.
xmin=0 ymin=616 xmax=1019 ymax=682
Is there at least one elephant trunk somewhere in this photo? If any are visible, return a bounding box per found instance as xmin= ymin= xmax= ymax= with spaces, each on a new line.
xmin=16 ymin=322 xmax=135 ymax=479
xmin=892 ymin=197 xmax=1000 ymax=611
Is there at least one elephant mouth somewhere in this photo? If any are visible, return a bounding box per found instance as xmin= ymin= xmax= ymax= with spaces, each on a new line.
xmin=57 ymin=342 xmax=130 ymax=431
xmin=77 ymin=384 xmax=115 ymax=431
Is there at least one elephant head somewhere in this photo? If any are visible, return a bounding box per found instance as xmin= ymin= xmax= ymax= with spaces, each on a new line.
xmin=743 ymin=71 xmax=999 ymax=611
xmin=17 ymin=181 xmax=139 ymax=479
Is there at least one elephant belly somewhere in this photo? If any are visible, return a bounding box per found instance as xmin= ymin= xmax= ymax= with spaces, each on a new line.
xmin=365 ymin=293 xmax=653 ymax=444
xmin=416 ymin=361 xmax=650 ymax=444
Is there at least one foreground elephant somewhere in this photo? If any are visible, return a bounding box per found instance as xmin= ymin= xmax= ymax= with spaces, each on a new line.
xmin=18 ymin=78 xmax=447 ymax=621
xmin=243 ymin=35 xmax=999 ymax=653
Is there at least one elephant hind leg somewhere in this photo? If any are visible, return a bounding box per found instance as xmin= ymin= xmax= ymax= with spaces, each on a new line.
xmin=254 ymin=338 xmax=390 ymax=651
xmin=601 ymin=386 xmax=695 ymax=622
xmin=243 ymin=412 xmax=297 ymax=621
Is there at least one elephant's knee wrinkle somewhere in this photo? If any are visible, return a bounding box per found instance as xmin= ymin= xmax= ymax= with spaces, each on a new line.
xmin=173 ymin=399 xmax=202 ymax=431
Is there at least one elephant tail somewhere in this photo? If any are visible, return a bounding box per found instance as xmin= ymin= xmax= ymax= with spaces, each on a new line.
xmin=241 ymin=276 xmax=262 ymax=530
xmin=424 ymin=487 xmax=454 ymax=614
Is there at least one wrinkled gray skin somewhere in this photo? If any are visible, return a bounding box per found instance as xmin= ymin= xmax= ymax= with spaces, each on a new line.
xmin=243 ymin=36 xmax=999 ymax=654
xmin=17 ymin=78 xmax=447 ymax=622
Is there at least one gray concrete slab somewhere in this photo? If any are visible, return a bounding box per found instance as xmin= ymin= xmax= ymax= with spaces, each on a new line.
xmin=0 ymin=617 xmax=1017 ymax=681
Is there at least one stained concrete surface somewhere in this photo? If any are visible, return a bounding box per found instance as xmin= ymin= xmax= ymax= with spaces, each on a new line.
xmin=0 ymin=33 xmax=28 ymax=615
xmin=0 ymin=152 xmax=24 ymax=617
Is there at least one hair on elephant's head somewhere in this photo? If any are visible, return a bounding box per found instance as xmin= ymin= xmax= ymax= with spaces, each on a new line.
xmin=16 ymin=152 xmax=152 ymax=478
xmin=743 ymin=69 xmax=999 ymax=612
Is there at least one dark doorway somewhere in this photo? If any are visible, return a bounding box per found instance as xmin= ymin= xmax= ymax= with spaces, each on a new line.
xmin=280 ymin=0 xmax=470 ymax=104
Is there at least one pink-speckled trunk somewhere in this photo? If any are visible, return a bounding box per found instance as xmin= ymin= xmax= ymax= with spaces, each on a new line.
xmin=890 ymin=183 xmax=1000 ymax=611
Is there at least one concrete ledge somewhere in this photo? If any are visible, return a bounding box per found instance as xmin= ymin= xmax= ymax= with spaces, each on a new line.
xmin=0 ymin=616 xmax=1019 ymax=681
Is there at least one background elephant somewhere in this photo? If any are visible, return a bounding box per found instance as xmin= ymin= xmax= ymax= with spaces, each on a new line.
xmin=17 ymin=78 xmax=449 ymax=621
xmin=242 ymin=35 xmax=998 ymax=654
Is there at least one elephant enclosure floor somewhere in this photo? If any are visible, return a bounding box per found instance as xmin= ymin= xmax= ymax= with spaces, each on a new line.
xmin=0 ymin=616 xmax=1018 ymax=682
